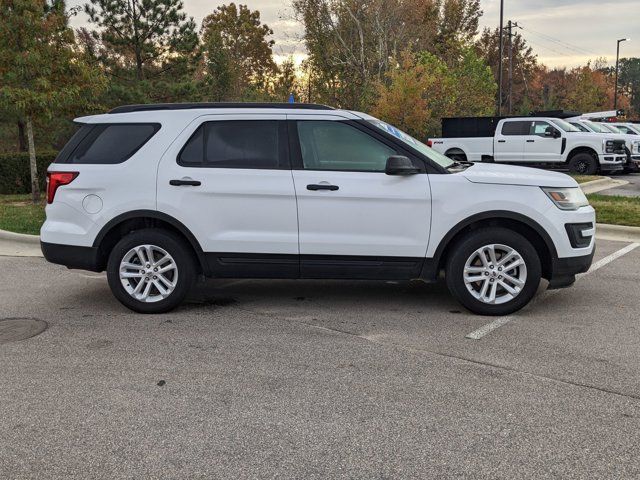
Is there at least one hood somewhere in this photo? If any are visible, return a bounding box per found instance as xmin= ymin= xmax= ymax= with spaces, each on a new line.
xmin=460 ymin=163 xmax=577 ymax=188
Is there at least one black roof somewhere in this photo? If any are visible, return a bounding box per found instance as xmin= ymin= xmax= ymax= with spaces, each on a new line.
xmin=109 ymin=102 xmax=334 ymax=114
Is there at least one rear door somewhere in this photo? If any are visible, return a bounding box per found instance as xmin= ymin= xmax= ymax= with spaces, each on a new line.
xmin=156 ymin=114 xmax=300 ymax=278
xmin=288 ymin=115 xmax=431 ymax=279
xmin=494 ymin=120 xmax=528 ymax=162
xmin=523 ymin=120 xmax=563 ymax=162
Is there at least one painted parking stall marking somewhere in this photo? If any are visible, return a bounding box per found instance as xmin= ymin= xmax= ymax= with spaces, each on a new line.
xmin=466 ymin=242 xmax=640 ymax=340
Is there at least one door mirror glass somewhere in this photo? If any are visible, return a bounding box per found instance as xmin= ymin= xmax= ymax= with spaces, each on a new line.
xmin=385 ymin=156 xmax=419 ymax=175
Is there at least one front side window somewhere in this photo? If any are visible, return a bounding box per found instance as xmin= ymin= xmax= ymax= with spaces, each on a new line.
xmin=531 ymin=121 xmax=554 ymax=137
xmin=501 ymin=121 xmax=531 ymax=136
xmin=178 ymin=120 xmax=286 ymax=169
xmin=297 ymin=121 xmax=397 ymax=172
xmin=58 ymin=123 xmax=159 ymax=164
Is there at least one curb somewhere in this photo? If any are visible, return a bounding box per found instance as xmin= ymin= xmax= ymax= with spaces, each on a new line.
xmin=0 ymin=228 xmax=40 ymax=245
xmin=596 ymin=223 xmax=640 ymax=243
xmin=580 ymin=177 xmax=629 ymax=195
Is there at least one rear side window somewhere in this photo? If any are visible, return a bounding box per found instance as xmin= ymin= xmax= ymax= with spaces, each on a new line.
xmin=178 ymin=120 xmax=287 ymax=169
xmin=501 ymin=121 xmax=531 ymax=136
xmin=56 ymin=123 xmax=160 ymax=164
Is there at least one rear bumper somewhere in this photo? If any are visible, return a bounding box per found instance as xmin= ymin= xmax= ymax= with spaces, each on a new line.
xmin=548 ymin=249 xmax=595 ymax=289
xmin=41 ymin=242 xmax=102 ymax=272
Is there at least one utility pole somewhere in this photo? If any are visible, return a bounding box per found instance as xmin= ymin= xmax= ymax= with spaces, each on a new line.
xmin=497 ymin=0 xmax=504 ymax=115
xmin=507 ymin=20 xmax=513 ymax=115
xmin=614 ymin=38 xmax=630 ymax=110
xmin=506 ymin=21 xmax=519 ymax=115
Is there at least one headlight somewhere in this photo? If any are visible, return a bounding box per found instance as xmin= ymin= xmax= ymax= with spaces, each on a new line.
xmin=602 ymin=139 xmax=616 ymax=153
xmin=541 ymin=187 xmax=589 ymax=210
xmin=633 ymin=141 xmax=640 ymax=154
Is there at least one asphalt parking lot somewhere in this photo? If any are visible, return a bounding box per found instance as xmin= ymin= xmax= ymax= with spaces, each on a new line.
xmin=1 ymin=238 xmax=640 ymax=479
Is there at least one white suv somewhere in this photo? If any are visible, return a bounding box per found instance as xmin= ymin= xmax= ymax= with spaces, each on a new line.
xmin=41 ymin=103 xmax=596 ymax=316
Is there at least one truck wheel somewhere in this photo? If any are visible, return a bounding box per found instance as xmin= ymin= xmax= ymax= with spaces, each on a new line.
xmin=568 ymin=153 xmax=598 ymax=175
xmin=107 ymin=228 xmax=196 ymax=313
xmin=445 ymin=228 xmax=541 ymax=316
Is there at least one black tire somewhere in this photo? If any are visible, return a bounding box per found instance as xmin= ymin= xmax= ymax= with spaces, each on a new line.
xmin=445 ymin=227 xmax=542 ymax=316
xmin=107 ymin=228 xmax=196 ymax=313
xmin=568 ymin=152 xmax=598 ymax=175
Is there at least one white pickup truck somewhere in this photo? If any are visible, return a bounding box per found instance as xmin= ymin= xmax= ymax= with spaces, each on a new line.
xmin=428 ymin=117 xmax=627 ymax=175
xmin=566 ymin=119 xmax=640 ymax=172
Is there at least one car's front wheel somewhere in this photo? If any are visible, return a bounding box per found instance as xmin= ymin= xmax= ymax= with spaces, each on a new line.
xmin=107 ymin=229 xmax=195 ymax=313
xmin=445 ymin=228 xmax=542 ymax=316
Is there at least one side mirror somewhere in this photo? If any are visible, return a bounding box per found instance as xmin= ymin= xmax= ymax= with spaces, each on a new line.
xmin=385 ymin=156 xmax=420 ymax=176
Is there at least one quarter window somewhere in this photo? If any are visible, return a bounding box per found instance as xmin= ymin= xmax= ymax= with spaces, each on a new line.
xmin=178 ymin=120 xmax=286 ymax=169
xmin=296 ymin=121 xmax=397 ymax=172
xmin=58 ymin=123 xmax=160 ymax=164
xmin=501 ymin=121 xmax=531 ymax=136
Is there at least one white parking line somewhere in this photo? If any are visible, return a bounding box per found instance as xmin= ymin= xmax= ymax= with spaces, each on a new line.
xmin=465 ymin=242 xmax=640 ymax=340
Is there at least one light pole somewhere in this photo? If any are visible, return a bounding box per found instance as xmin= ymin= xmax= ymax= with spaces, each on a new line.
xmin=614 ymin=38 xmax=630 ymax=110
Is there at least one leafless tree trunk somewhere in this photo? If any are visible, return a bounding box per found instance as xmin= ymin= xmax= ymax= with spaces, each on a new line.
xmin=25 ymin=116 xmax=40 ymax=203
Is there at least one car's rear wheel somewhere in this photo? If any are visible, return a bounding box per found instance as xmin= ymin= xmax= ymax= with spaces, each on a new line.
xmin=568 ymin=153 xmax=598 ymax=175
xmin=445 ymin=228 xmax=541 ymax=316
xmin=107 ymin=229 xmax=195 ymax=313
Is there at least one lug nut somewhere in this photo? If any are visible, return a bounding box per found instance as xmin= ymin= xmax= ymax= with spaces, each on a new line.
xmin=153 ymin=267 xmax=158 ymax=272
xmin=498 ymin=275 xmax=503 ymax=279
xmin=153 ymin=276 xmax=157 ymax=280
xmin=490 ymin=265 xmax=494 ymax=269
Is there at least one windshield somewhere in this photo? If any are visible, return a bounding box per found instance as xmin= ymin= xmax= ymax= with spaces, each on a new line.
xmin=367 ymin=119 xmax=455 ymax=168
xmin=569 ymin=122 xmax=590 ymax=132
xmin=600 ymin=123 xmax=621 ymax=133
xmin=581 ymin=120 xmax=609 ymax=133
xmin=550 ymin=118 xmax=581 ymax=132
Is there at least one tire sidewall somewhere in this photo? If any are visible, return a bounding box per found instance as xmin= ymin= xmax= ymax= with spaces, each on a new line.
xmin=107 ymin=229 xmax=195 ymax=313
xmin=569 ymin=153 xmax=598 ymax=175
xmin=446 ymin=228 xmax=542 ymax=316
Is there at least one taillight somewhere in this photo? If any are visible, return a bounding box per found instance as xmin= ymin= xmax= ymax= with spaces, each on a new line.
xmin=426 ymin=139 xmax=433 ymax=147
xmin=46 ymin=171 xmax=78 ymax=204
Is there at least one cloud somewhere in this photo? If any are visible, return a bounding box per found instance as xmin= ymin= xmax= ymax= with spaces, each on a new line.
xmin=69 ymin=0 xmax=639 ymax=68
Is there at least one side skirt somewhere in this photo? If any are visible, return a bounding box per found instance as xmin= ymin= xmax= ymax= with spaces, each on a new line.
xmin=204 ymin=253 xmax=430 ymax=281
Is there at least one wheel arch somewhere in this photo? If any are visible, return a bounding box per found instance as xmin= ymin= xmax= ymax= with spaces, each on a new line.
xmin=566 ymin=145 xmax=599 ymax=162
xmin=92 ymin=210 xmax=209 ymax=275
xmin=422 ymin=211 xmax=557 ymax=282
xmin=444 ymin=147 xmax=468 ymax=159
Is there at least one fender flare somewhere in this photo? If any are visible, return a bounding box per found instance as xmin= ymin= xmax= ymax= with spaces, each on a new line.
xmin=92 ymin=210 xmax=209 ymax=275
xmin=422 ymin=210 xmax=558 ymax=280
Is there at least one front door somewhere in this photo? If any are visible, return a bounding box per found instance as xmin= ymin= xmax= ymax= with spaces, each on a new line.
xmin=288 ymin=116 xmax=431 ymax=279
xmin=156 ymin=114 xmax=300 ymax=277
xmin=523 ymin=121 xmax=563 ymax=162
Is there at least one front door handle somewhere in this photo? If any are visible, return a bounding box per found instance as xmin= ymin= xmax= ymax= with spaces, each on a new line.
xmin=307 ymin=184 xmax=339 ymax=191
xmin=170 ymin=179 xmax=201 ymax=186
xmin=526 ymin=139 xmax=535 ymax=143
xmin=497 ymin=140 xmax=506 ymax=143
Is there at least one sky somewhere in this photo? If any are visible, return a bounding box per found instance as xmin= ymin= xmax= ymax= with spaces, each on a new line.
xmin=67 ymin=0 xmax=640 ymax=69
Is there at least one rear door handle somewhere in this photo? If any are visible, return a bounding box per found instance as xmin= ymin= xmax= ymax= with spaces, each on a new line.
xmin=307 ymin=184 xmax=339 ymax=191
xmin=170 ymin=179 xmax=201 ymax=186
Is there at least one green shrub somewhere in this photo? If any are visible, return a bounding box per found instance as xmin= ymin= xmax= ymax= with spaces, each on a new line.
xmin=0 ymin=151 xmax=58 ymax=194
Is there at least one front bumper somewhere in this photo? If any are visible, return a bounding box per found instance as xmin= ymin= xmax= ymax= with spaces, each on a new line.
xmin=548 ymin=249 xmax=595 ymax=289
xmin=41 ymin=241 xmax=103 ymax=272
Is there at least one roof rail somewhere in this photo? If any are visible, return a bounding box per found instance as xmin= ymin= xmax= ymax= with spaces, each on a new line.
xmin=109 ymin=102 xmax=335 ymax=114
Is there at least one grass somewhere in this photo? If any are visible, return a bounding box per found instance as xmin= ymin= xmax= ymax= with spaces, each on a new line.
xmin=586 ymin=194 xmax=640 ymax=228
xmin=569 ymin=174 xmax=604 ymax=184
xmin=1 ymin=191 xmax=640 ymax=237
xmin=0 ymin=194 xmax=46 ymax=235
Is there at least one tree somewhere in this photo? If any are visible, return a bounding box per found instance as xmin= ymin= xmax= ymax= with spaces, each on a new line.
xmin=292 ymin=0 xmax=483 ymax=110
xmin=0 ymin=0 xmax=105 ymax=202
xmin=619 ymin=58 xmax=640 ymax=117
xmin=372 ymin=48 xmax=495 ymax=139
xmin=85 ymin=0 xmax=197 ymax=82
xmin=476 ymin=27 xmax=537 ymax=114
xmin=200 ymin=3 xmax=276 ymax=101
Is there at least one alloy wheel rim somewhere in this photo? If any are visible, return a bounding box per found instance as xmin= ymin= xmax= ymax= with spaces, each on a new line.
xmin=119 ymin=245 xmax=178 ymax=303
xmin=463 ymin=244 xmax=527 ymax=305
